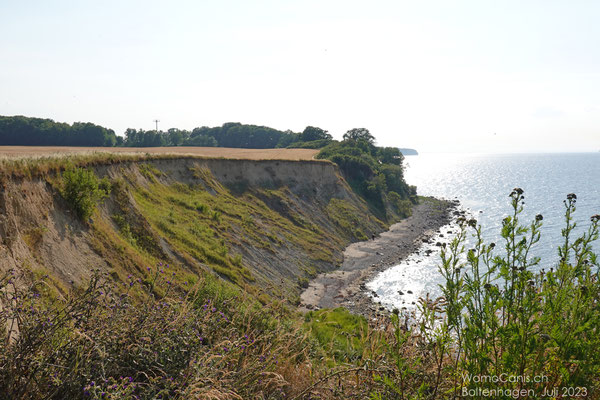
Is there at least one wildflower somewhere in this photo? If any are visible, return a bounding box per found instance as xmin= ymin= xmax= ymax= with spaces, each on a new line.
xmin=535 ymin=214 xmax=544 ymax=221
xmin=567 ymin=193 xmax=577 ymax=200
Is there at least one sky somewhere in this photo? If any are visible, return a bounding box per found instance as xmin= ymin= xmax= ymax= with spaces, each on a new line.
xmin=1 ymin=0 xmax=599 ymax=153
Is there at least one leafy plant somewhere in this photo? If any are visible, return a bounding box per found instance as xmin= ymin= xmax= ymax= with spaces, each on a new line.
xmin=60 ymin=167 xmax=110 ymax=220
xmin=437 ymin=190 xmax=600 ymax=394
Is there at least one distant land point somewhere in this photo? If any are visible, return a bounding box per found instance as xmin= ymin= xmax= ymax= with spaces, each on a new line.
xmin=398 ymin=148 xmax=418 ymax=156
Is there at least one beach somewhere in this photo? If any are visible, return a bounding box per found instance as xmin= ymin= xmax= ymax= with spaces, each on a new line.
xmin=300 ymin=197 xmax=458 ymax=316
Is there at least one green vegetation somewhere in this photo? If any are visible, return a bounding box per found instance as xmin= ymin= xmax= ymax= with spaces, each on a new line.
xmin=0 ymin=115 xmax=336 ymax=150
xmin=286 ymin=138 xmax=332 ymax=149
xmin=317 ymin=131 xmax=417 ymax=218
xmin=284 ymin=126 xmax=333 ymax=149
xmin=434 ymin=190 xmax=600 ymax=393
xmin=124 ymin=123 xmax=335 ymax=149
xmin=0 ymin=115 xmax=119 ymax=146
xmin=128 ymin=165 xmax=345 ymax=288
xmin=326 ymin=198 xmax=371 ymax=241
xmin=0 ymin=267 xmax=320 ymax=399
xmin=304 ymin=308 xmax=370 ymax=364
xmin=60 ymin=167 xmax=111 ymax=220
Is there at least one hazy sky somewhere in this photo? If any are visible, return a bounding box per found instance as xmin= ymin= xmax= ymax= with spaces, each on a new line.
xmin=2 ymin=0 xmax=599 ymax=152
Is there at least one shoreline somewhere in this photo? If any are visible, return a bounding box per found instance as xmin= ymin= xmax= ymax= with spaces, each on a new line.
xmin=299 ymin=197 xmax=460 ymax=317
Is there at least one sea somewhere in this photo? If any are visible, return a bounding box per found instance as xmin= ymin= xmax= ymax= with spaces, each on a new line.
xmin=367 ymin=152 xmax=600 ymax=311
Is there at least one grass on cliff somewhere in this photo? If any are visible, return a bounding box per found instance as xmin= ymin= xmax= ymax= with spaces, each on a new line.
xmin=129 ymin=165 xmax=345 ymax=288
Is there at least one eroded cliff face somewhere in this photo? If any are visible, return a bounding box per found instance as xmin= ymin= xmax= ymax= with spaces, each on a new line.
xmin=0 ymin=157 xmax=389 ymax=299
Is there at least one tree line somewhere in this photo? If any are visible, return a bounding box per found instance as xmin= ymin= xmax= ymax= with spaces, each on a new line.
xmin=0 ymin=116 xmax=119 ymax=146
xmin=0 ymin=116 xmax=338 ymax=149
xmin=122 ymin=123 xmax=334 ymax=149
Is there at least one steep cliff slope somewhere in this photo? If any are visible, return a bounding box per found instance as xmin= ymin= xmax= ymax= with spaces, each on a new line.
xmin=0 ymin=156 xmax=392 ymax=300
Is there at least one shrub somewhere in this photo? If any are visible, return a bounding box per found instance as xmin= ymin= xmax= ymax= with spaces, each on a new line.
xmin=388 ymin=191 xmax=412 ymax=218
xmin=60 ymin=167 xmax=110 ymax=220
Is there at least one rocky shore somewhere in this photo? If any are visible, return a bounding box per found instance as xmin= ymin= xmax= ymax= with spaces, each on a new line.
xmin=299 ymin=197 xmax=461 ymax=316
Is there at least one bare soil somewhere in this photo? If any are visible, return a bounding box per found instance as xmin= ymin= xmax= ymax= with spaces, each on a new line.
xmin=0 ymin=146 xmax=319 ymax=160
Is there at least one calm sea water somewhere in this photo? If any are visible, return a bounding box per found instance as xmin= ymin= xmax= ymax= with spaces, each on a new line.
xmin=367 ymin=153 xmax=600 ymax=310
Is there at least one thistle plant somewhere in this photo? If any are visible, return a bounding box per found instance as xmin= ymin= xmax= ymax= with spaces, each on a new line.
xmin=437 ymin=190 xmax=600 ymax=397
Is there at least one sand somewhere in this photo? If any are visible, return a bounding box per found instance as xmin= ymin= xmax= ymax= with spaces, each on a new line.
xmin=299 ymin=197 xmax=459 ymax=316
xmin=0 ymin=146 xmax=319 ymax=161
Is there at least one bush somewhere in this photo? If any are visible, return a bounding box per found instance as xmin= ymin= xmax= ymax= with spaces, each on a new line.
xmin=387 ymin=191 xmax=412 ymax=218
xmin=60 ymin=167 xmax=110 ymax=220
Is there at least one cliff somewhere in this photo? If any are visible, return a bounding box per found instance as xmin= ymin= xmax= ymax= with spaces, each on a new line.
xmin=0 ymin=156 xmax=392 ymax=300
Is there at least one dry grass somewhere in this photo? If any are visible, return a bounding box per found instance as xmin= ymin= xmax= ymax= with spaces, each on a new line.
xmin=0 ymin=146 xmax=319 ymax=160
xmin=0 ymin=147 xmax=325 ymax=181
xmin=0 ymin=267 xmax=414 ymax=399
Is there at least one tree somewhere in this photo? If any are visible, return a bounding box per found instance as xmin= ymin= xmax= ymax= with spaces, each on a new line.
xmin=343 ymin=128 xmax=375 ymax=144
xmin=167 ymin=128 xmax=189 ymax=146
xmin=184 ymin=134 xmax=217 ymax=147
xmin=124 ymin=128 xmax=140 ymax=146
xmin=377 ymin=147 xmax=403 ymax=165
xmin=300 ymin=126 xmax=332 ymax=142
